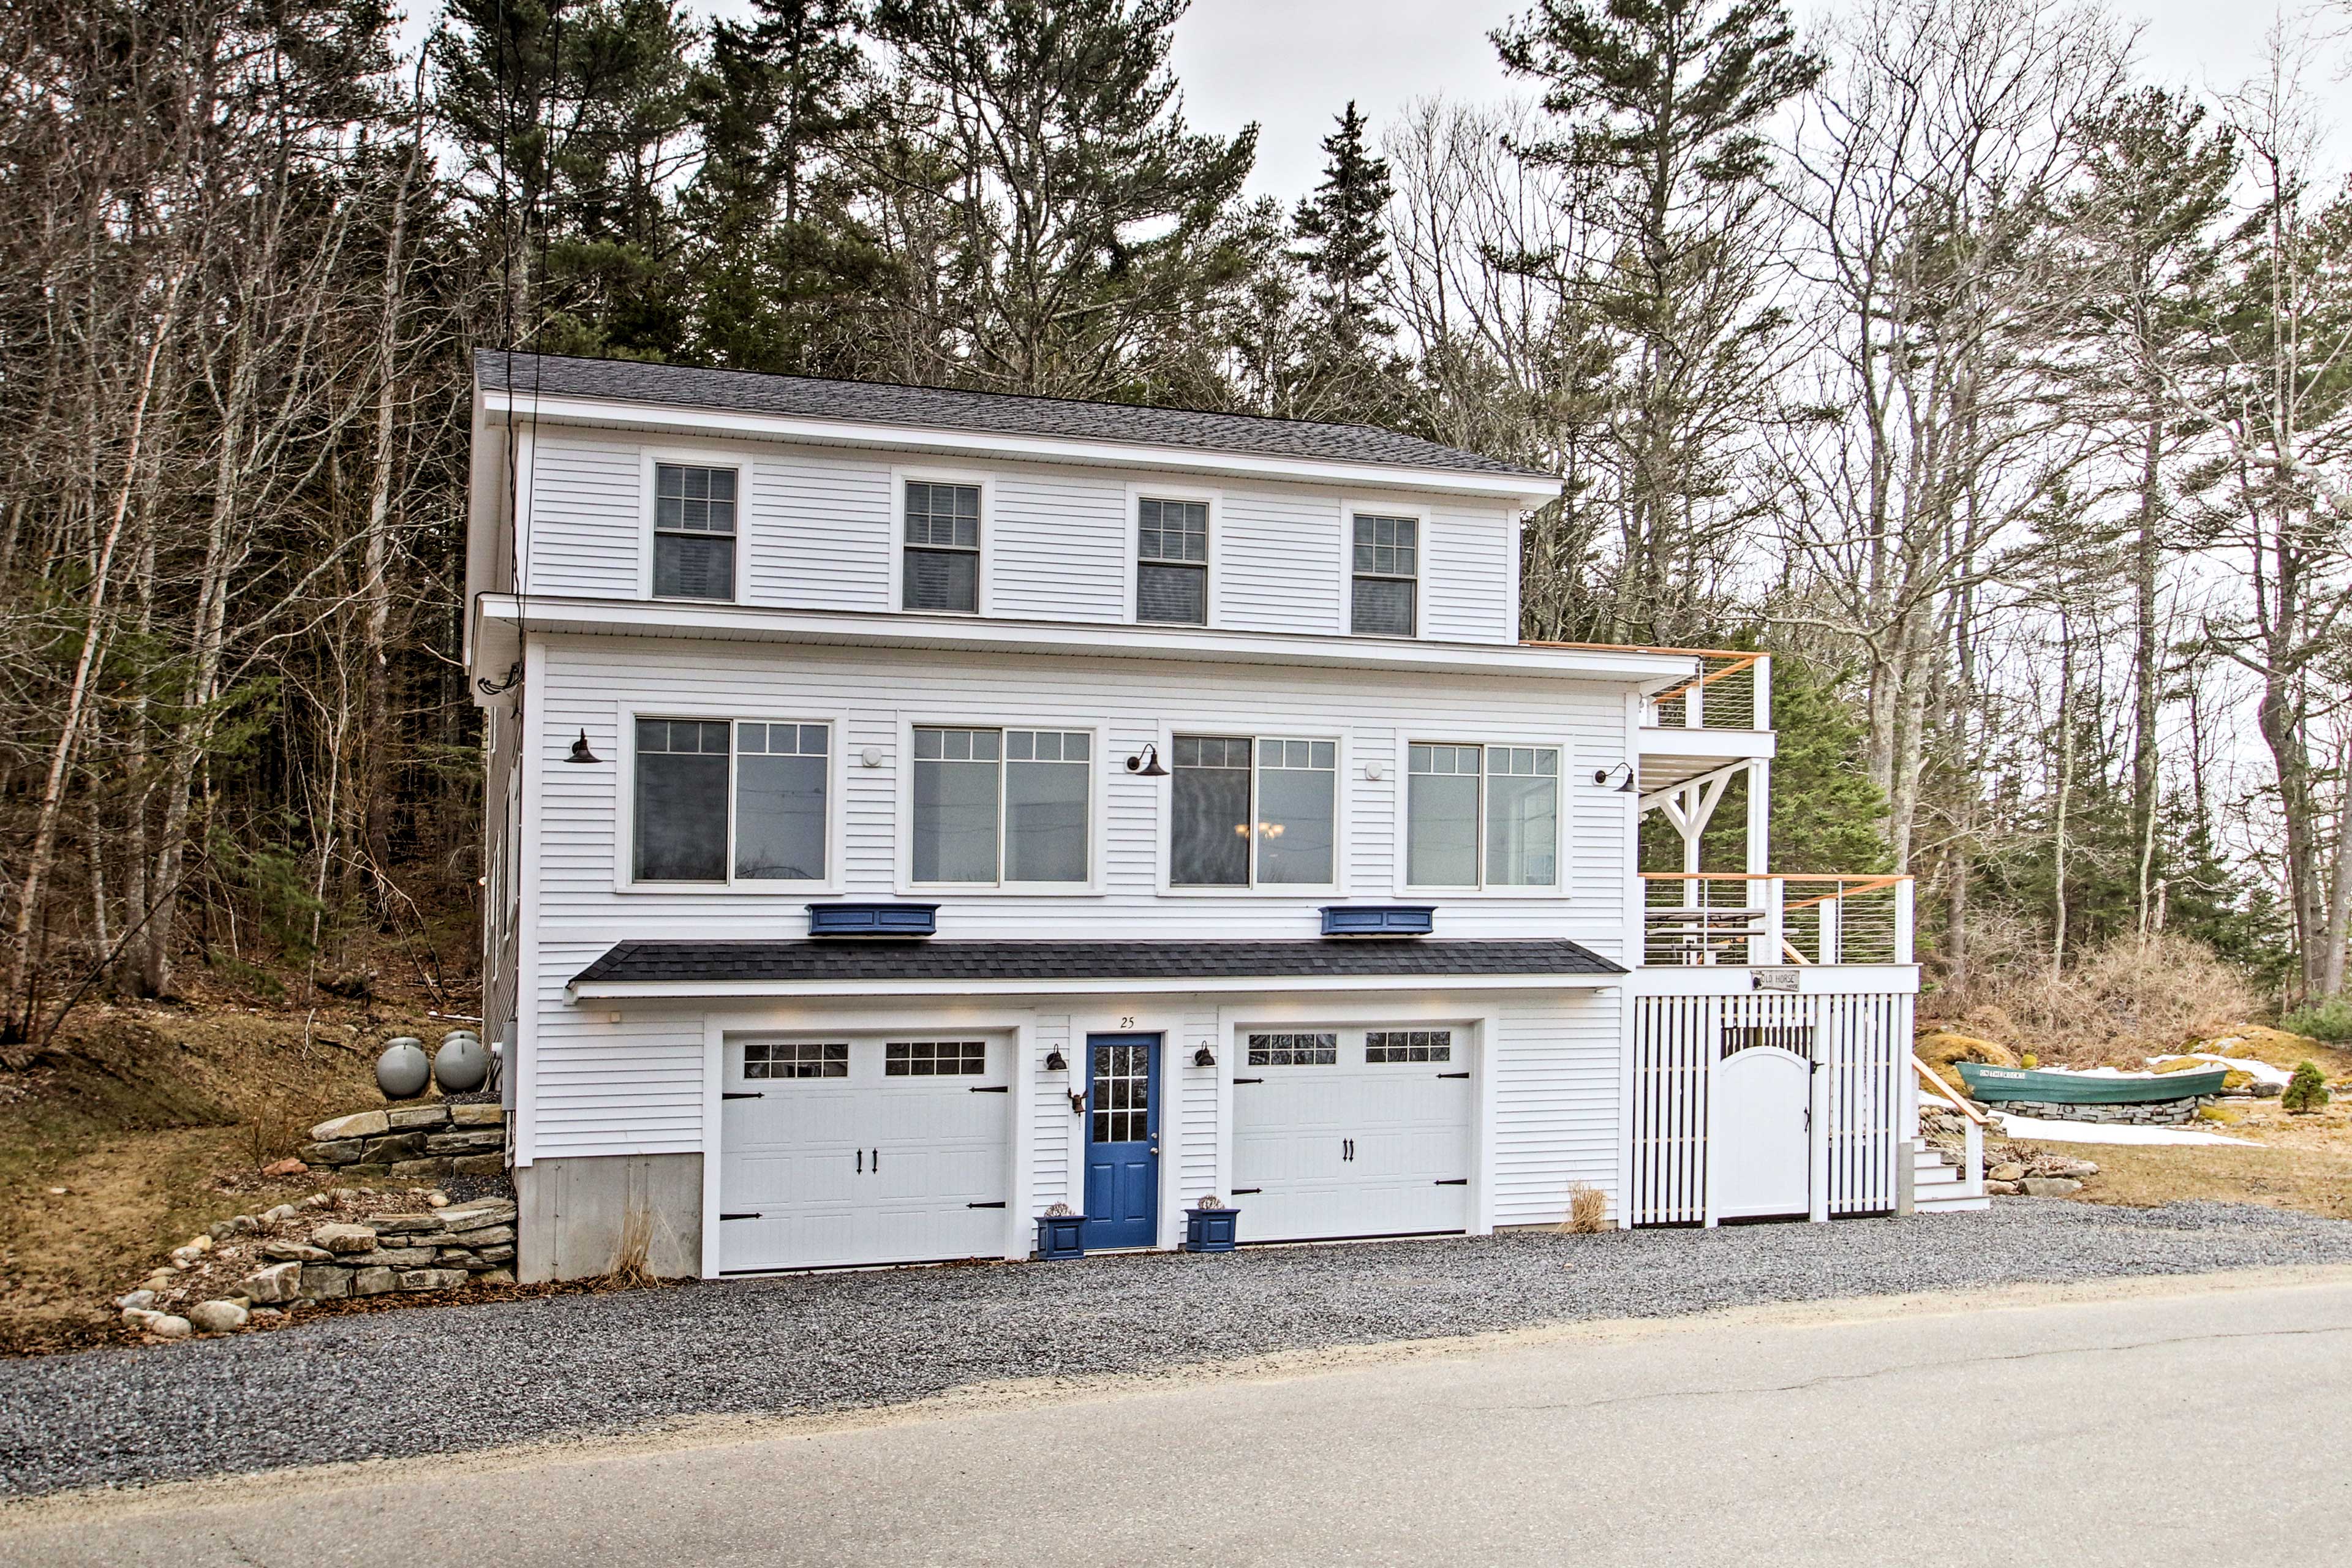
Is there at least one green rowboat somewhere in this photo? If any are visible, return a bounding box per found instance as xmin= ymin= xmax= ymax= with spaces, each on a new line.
xmin=1953 ymin=1061 xmax=2229 ymax=1104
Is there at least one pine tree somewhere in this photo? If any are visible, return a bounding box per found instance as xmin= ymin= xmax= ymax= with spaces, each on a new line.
xmin=1293 ymin=105 xmax=1393 ymax=352
xmin=2283 ymin=1060 xmax=2330 ymax=1114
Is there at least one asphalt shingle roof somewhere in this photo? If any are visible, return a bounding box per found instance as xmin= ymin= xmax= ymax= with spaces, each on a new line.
xmin=572 ymin=938 xmax=1623 ymax=987
xmin=477 ymin=350 xmax=1551 ymax=480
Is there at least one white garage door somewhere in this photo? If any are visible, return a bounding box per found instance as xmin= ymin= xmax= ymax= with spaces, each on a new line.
xmin=1232 ymin=1027 xmax=1473 ymax=1243
xmin=718 ymin=1036 xmax=1011 ymax=1272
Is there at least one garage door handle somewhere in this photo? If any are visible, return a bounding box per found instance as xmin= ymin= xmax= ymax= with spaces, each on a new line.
xmin=722 ymin=1091 xmax=763 ymax=1100
xmin=1437 ymin=1072 xmax=1469 ymax=1080
xmin=968 ymin=1085 xmax=1009 ymax=1093
xmin=720 ymin=1212 xmax=762 ymax=1220
xmin=967 ymin=1200 xmax=1006 ymax=1209
xmin=1231 ymin=1188 xmax=1262 ymax=1195
xmin=1433 ymin=1179 xmax=1468 ymax=1186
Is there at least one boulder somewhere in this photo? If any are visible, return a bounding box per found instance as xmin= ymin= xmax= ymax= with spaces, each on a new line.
xmin=396 ymin=1268 xmax=469 ymax=1293
xmin=454 ymin=1224 xmax=514 ymax=1248
xmin=339 ymin=1246 xmax=436 ymax=1269
xmin=371 ymin=1212 xmax=445 ymax=1235
xmin=2021 ymin=1177 xmax=2083 ymax=1197
xmin=115 ymin=1289 xmax=157 ymax=1312
xmin=359 ymin=1131 xmax=428 ymax=1163
xmin=1988 ymin=1162 xmax=2024 ymax=1182
xmin=262 ymin=1204 xmax=302 ymax=1222
xmin=300 ymin=1265 xmax=354 ymax=1300
xmin=386 ymin=1104 xmax=452 ymax=1131
xmin=440 ymin=1199 xmax=516 ymax=1232
xmin=188 ymin=1300 xmax=248 ymax=1334
xmin=301 ymin=1139 xmax=366 ymax=1165
xmin=451 ymin=1153 xmax=506 ymax=1177
xmin=425 ymin=1129 xmax=505 ymax=1155
xmin=450 ymin=1104 xmax=505 ymax=1126
xmin=1986 ymin=1179 xmax=2021 ymax=1196
xmin=143 ymin=1314 xmax=194 ymax=1340
xmin=309 ymin=1110 xmax=390 ymax=1142
xmin=260 ymin=1242 xmax=333 ymax=1262
xmin=243 ymin=1261 xmax=304 ymax=1304
xmin=477 ymin=1245 xmax=516 ymax=1265
xmin=350 ymin=1267 xmax=399 ymax=1297
xmin=311 ymin=1223 xmax=378 ymax=1254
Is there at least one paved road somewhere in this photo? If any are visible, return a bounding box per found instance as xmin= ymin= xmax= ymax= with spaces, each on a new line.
xmin=7 ymin=1273 xmax=2350 ymax=1567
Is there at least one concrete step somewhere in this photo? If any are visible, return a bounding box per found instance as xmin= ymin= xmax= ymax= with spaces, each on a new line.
xmin=1914 ymin=1191 xmax=1991 ymax=1213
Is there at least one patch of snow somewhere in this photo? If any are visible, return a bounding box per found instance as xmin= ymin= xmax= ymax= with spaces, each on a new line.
xmin=1992 ymin=1112 xmax=2256 ymax=1147
xmin=2146 ymin=1052 xmax=2293 ymax=1087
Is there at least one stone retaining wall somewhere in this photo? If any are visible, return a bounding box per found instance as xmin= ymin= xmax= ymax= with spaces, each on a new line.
xmin=301 ymin=1102 xmax=506 ymax=1183
xmin=239 ymin=1197 xmax=518 ymax=1304
xmin=1974 ymin=1095 xmax=2215 ymax=1126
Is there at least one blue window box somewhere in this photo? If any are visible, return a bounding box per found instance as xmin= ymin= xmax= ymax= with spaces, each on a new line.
xmin=1183 ymin=1207 xmax=1240 ymax=1252
xmin=1319 ymin=905 xmax=1435 ymax=938
xmin=807 ymin=902 xmax=938 ymax=938
xmin=1035 ymin=1213 xmax=1087 ymax=1261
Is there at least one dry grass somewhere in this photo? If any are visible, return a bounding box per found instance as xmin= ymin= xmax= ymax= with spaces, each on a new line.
xmin=1560 ymin=1183 xmax=1608 ymax=1234
xmin=2010 ymin=1093 xmax=2352 ymax=1222
xmin=1931 ymin=932 xmax=2260 ymax=1063
xmin=608 ymin=1203 xmax=658 ymax=1287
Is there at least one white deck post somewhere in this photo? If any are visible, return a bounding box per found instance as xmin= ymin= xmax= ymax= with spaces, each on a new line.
xmin=1752 ymin=653 xmax=1772 ymax=731
xmin=1893 ymin=878 xmax=1915 ymax=965
xmin=1756 ymin=875 xmax=1784 ymax=967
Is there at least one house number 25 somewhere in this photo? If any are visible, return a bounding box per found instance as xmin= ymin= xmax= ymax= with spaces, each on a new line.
xmin=1119 ymin=1016 xmax=1136 ymax=1029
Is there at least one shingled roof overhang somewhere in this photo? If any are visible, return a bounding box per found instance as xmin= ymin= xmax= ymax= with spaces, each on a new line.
xmin=475 ymin=350 xmax=1558 ymax=499
xmin=567 ymin=938 xmax=1625 ymax=1000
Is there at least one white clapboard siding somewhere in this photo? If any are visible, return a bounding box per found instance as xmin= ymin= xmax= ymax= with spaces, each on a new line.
xmin=526 ymin=440 xmax=642 ymax=594
xmin=1032 ymin=1014 xmax=1073 ymax=1211
xmin=745 ymin=450 xmax=892 ymax=611
xmin=988 ymin=470 xmax=1130 ymax=622
xmin=1490 ymin=992 xmax=1623 ymax=1228
xmin=527 ymin=636 xmax=1630 ymax=950
xmin=1177 ymin=1006 xmax=1220 ymax=1205
xmin=1219 ymin=489 xmax=1343 ymax=634
xmin=1423 ymin=503 xmax=1517 ymax=643
xmin=529 ymin=940 xmax=706 ymax=1158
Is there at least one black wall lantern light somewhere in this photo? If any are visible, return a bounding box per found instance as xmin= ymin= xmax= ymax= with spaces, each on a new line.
xmin=1125 ymin=742 xmax=1168 ymax=778
xmin=1193 ymin=1044 xmax=1217 ymax=1068
xmin=1593 ymin=762 xmax=1637 ymax=794
xmin=565 ymin=729 xmax=601 ymax=764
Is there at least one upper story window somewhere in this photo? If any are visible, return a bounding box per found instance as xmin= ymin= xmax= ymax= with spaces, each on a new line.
xmin=633 ymin=718 xmax=827 ymax=884
xmin=911 ymin=726 xmax=1090 ymax=885
xmin=1351 ymin=514 xmax=1418 ymax=637
xmin=653 ymin=464 xmax=737 ymax=600
xmin=903 ymin=481 xmax=981 ymax=613
xmin=1406 ymin=743 xmax=1558 ymax=889
xmin=1137 ymin=497 xmax=1208 ymax=625
xmin=1170 ymin=734 xmax=1336 ymax=888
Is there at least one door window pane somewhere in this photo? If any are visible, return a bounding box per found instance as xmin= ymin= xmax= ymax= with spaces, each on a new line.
xmin=912 ymin=727 xmax=1001 ymax=882
xmin=1091 ymin=1042 xmax=1150 ymax=1144
xmin=734 ymin=722 xmax=827 ymax=881
xmin=633 ymin=718 xmax=729 ymax=880
xmin=1407 ymin=744 xmax=1480 ymax=886
xmin=1006 ymin=730 xmax=1090 ymax=883
xmin=1485 ymin=747 xmax=1559 ymax=887
xmin=654 ymin=464 xmax=737 ymax=601
xmin=904 ymin=481 xmax=980 ymax=612
xmin=1255 ymin=737 xmax=1335 ymax=886
xmin=1170 ymin=734 xmax=1251 ymax=886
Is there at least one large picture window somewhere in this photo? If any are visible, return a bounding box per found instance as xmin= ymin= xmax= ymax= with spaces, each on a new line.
xmin=1351 ymin=514 xmax=1417 ymax=637
xmin=911 ymin=726 xmax=1091 ymax=885
xmin=903 ymin=480 xmax=981 ymax=612
xmin=1170 ymin=734 xmax=1336 ymax=888
xmin=632 ymin=718 xmax=829 ymax=884
xmin=1406 ymin=743 xmax=1558 ymax=889
xmin=653 ymin=463 xmax=737 ymax=600
xmin=1136 ymin=497 xmax=1208 ymax=625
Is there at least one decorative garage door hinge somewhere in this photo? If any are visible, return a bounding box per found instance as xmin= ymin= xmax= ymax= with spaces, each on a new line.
xmin=967 ymin=1200 xmax=1007 ymax=1208
xmin=968 ymin=1085 xmax=1010 ymax=1093
xmin=1433 ymin=1179 xmax=1468 ymax=1186
xmin=1231 ymin=1187 xmax=1263 ymax=1195
xmin=720 ymin=1212 xmax=762 ymax=1220
xmin=1232 ymin=1077 xmax=1264 ymax=1084
xmin=722 ymin=1091 xmax=763 ymax=1100
xmin=1437 ymin=1072 xmax=1470 ymax=1080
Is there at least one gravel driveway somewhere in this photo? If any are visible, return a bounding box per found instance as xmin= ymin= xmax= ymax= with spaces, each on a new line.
xmin=6 ymin=1199 xmax=2351 ymax=1499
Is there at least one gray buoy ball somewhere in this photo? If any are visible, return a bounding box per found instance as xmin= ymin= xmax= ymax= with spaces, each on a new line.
xmin=376 ymin=1037 xmax=430 ymax=1099
xmin=434 ymin=1032 xmax=489 ymax=1093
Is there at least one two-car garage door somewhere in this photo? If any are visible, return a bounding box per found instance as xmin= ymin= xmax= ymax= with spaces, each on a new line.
xmin=718 ymin=1037 xmax=1010 ymax=1273
xmin=1232 ymin=1027 xmax=1474 ymax=1242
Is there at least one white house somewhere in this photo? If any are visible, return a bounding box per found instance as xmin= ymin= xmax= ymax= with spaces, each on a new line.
xmin=465 ymin=351 xmax=1966 ymax=1284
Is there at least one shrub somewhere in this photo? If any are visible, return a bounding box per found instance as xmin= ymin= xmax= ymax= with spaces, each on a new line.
xmin=2283 ymin=1061 xmax=2331 ymax=1114
xmin=1561 ymin=1183 xmax=1608 ymax=1234
xmin=1934 ymin=932 xmax=2259 ymax=1061
xmin=2280 ymin=996 xmax=2352 ymax=1042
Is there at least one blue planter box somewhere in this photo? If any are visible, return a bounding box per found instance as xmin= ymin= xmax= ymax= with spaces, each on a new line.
xmin=1035 ymin=1213 xmax=1087 ymax=1260
xmin=1319 ymin=905 xmax=1435 ymax=937
xmin=807 ymin=902 xmax=938 ymax=938
xmin=1183 ymin=1207 xmax=1240 ymax=1253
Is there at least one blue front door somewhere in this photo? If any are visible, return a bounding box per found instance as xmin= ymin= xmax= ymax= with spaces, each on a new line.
xmin=1084 ymin=1035 xmax=1159 ymax=1248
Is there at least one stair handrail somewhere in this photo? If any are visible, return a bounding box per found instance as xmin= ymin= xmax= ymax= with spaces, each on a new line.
xmin=1911 ymin=1053 xmax=1989 ymax=1206
xmin=1911 ymin=1054 xmax=1989 ymax=1126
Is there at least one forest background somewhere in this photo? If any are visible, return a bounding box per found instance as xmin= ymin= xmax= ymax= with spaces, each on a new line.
xmin=6 ymin=0 xmax=2351 ymax=1058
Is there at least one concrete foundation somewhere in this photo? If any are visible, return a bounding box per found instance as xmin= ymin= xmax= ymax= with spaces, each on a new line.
xmin=516 ymin=1153 xmax=703 ymax=1283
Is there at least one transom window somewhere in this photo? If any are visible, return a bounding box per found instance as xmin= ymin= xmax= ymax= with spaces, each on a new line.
xmin=745 ymin=1041 xmax=846 ymax=1079
xmin=633 ymin=717 xmax=829 ymax=884
xmin=1137 ymin=497 xmax=1208 ymax=625
xmin=1351 ymin=514 xmax=1417 ymax=637
xmin=1406 ymin=743 xmax=1558 ymax=889
xmin=1169 ymin=734 xmax=1336 ymax=888
xmin=1246 ymin=1031 xmax=1338 ymax=1066
xmin=654 ymin=463 xmax=737 ymax=600
xmin=903 ymin=480 xmax=981 ymax=612
xmin=1366 ymin=1029 xmax=1453 ymax=1063
xmin=911 ymin=726 xmax=1091 ymax=885
xmin=886 ymin=1039 xmax=987 ymax=1076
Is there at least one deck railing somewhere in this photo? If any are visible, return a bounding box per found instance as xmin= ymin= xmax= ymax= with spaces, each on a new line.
xmin=1640 ymin=873 xmax=1913 ymax=967
xmin=1523 ymin=645 xmax=1772 ymax=732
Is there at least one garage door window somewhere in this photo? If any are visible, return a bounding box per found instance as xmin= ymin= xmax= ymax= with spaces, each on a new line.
xmin=745 ymin=1041 xmax=847 ymax=1079
xmin=1406 ymin=743 xmax=1558 ymax=889
xmin=632 ymin=717 xmax=830 ymax=885
xmin=886 ymin=1040 xmax=988 ymax=1076
xmin=912 ymin=726 xmax=1091 ymax=886
xmin=1170 ymin=734 xmax=1336 ymax=888
xmin=1366 ymin=1030 xmax=1452 ymax=1063
xmin=1246 ymin=1031 xmax=1338 ymax=1066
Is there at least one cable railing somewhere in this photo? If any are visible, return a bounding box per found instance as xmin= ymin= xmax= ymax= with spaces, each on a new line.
xmin=1640 ymin=873 xmax=1913 ymax=967
xmin=1521 ymin=644 xmax=1771 ymax=732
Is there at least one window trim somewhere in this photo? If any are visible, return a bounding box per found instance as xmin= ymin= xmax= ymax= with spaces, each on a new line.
xmin=1123 ymin=481 xmax=1221 ymax=630
xmin=1152 ymin=720 xmax=1348 ymax=897
xmin=895 ymin=717 xmax=1108 ymax=895
xmin=1343 ymin=499 xmax=1425 ymax=640
xmin=890 ymin=466 xmax=993 ymax=618
xmin=612 ymin=702 xmax=847 ymax=894
xmin=1396 ymin=737 xmax=1564 ymax=896
xmin=639 ymin=446 xmax=748 ymax=604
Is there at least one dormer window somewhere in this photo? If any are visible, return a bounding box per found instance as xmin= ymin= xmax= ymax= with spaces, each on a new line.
xmin=1136 ymin=497 xmax=1208 ymax=625
xmin=1351 ymin=513 xmax=1417 ymax=637
xmin=903 ymin=480 xmax=981 ymax=613
xmin=652 ymin=464 xmax=737 ymax=600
